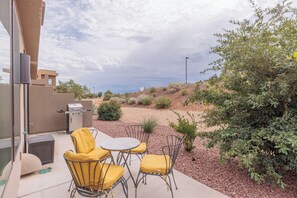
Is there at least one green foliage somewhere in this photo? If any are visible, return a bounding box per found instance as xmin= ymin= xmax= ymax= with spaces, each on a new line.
xmin=169 ymin=111 xmax=198 ymax=151
xmin=149 ymin=87 xmax=157 ymax=94
xmin=97 ymin=101 xmax=122 ymax=121
xmin=97 ymin=92 xmax=103 ymax=98
xmin=156 ymin=97 xmax=171 ymax=109
xmin=141 ymin=117 xmax=158 ymax=133
xmin=142 ymin=97 xmax=153 ymax=106
xmin=103 ymin=90 xmax=113 ymax=101
xmin=190 ymin=1 xmax=297 ymax=187
xmin=181 ymin=89 xmax=188 ymax=96
xmin=56 ymin=79 xmax=90 ymax=99
xmin=92 ymin=104 xmax=98 ymax=115
xmin=162 ymin=87 xmax=168 ymax=92
xmin=83 ymin=93 xmax=97 ymax=99
xmin=128 ymin=97 xmax=136 ymax=105
xmin=168 ymin=82 xmax=182 ymax=91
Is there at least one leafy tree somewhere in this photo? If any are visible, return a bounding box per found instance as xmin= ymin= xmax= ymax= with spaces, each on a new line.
xmin=56 ymin=79 xmax=90 ymax=99
xmin=190 ymin=1 xmax=297 ymax=187
xmin=97 ymin=92 xmax=103 ymax=98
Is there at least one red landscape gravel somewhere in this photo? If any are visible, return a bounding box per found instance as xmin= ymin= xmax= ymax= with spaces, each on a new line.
xmin=93 ymin=119 xmax=297 ymax=198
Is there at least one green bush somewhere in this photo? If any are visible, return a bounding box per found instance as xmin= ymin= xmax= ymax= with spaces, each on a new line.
xmin=97 ymin=92 xmax=102 ymax=98
xmin=181 ymin=89 xmax=188 ymax=96
xmin=97 ymin=101 xmax=122 ymax=121
xmin=127 ymin=97 xmax=136 ymax=105
xmin=103 ymin=93 xmax=112 ymax=101
xmin=169 ymin=111 xmax=198 ymax=152
xmin=142 ymin=97 xmax=152 ymax=106
xmin=149 ymin=87 xmax=157 ymax=94
xmin=162 ymin=87 xmax=167 ymax=92
xmin=156 ymin=97 xmax=171 ymax=109
xmin=141 ymin=117 xmax=158 ymax=133
xmin=189 ymin=1 xmax=297 ymax=187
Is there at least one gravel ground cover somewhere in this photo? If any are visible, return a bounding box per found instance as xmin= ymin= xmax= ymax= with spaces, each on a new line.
xmin=93 ymin=118 xmax=297 ymax=198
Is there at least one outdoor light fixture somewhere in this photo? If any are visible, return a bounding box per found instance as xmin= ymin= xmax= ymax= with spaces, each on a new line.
xmin=185 ymin=56 xmax=189 ymax=84
xmin=20 ymin=52 xmax=31 ymax=84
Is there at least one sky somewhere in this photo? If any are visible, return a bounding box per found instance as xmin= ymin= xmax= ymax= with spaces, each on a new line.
xmin=38 ymin=0 xmax=287 ymax=93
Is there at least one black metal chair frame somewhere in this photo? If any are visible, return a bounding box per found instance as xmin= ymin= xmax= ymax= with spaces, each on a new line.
xmin=135 ymin=135 xmax=182 ymax=198
xmin=124 ymin=125 xmax=150 ymax=164
xmin=68 ymin=128 xmax=113 ymax=192
xmin=64 ymin=151 xmax=128 ymax=198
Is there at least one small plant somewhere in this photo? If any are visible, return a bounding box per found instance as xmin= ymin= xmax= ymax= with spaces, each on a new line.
xmin=169 ymin=111 xmax=198 ymax=152
xmin=152 ymin=93 xmax=157 ymax=97
xmin=149 ymin=87 xmax=157 ymax=94
xmin=181 ymin=89 xmax=188 ymax=96
xmin=128 ymin=97 xmax=137 ymax=105
xmin=136 ymin=94 xmax=149 ymax=105
xmin=142 ymin=97 xmax=152 ymax=105
xmin=162 ymin=87 xmax=167 ymax=92
xmin=92 ymin=104 xmax=98 ymax=115
xmin=97 ymin=101 xmax=122 ymax=121
xmin=156 ymin=97 xmax=171 ymax=109
xmin=141 ymin=117 xmax=158 ymax=133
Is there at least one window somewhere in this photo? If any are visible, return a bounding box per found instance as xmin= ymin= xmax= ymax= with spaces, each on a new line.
xmin=0 ymin=0 xmax=12 ymax=194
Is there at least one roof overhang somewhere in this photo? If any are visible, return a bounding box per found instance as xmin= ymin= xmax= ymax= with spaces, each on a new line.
xmin=16 ymin=0 xmax=45 ymax=79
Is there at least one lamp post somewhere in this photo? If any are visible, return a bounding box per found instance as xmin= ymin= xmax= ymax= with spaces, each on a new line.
xmin=93 ymin=86 xmax=95 ymax=94
xmin=185 ymin=57 xmax=189 ymax=84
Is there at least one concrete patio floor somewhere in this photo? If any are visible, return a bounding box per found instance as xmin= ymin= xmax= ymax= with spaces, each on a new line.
xmin=17 ymin=130 xmax=228 ymax=198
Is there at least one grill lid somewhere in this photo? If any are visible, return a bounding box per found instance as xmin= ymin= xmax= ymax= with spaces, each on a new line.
xmin=67 ymin=103 xmax=83 ymax=111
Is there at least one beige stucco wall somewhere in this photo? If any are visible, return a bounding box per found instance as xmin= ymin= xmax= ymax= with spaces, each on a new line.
xmin=29 ymin=86 xmax=92 ymax=134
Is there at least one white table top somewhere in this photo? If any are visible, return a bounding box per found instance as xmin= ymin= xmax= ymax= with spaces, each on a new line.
xmin=100 ymin=137 xmax=140 ymax=151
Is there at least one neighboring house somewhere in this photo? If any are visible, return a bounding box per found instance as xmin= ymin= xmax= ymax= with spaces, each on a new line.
xmin=32 ymin=69 xmax=59 ymax=91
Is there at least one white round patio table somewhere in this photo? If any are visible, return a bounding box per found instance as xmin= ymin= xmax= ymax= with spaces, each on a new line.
xmin=100 ymin=137 xmax=140 ymax=186
xmin=100 ymin=137 xmax=140 ymax=151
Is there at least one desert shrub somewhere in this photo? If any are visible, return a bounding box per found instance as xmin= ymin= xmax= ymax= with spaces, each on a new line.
xmin=97 ymin=101 xmax=122 ymax=121
xmin=142 ymin=97 xmax=152 ymax=106
xmin=169 ymin=111 xmax=197 ymax=151
xmin=149 ymin=87 xmax=157 ymax=94
xmin=92 ymin=104 xmax=98 ymax=115
xmin=141 ymin=117 xmax=158 ymax=133
xmin=181 ymin=89 xmax=188 ymax=96
xmin=168 ymin=82 xmax=182 ymax=91
xmin=156 ymin=97 xmax=171 ymax=109
xmin=189 ymin=1 xmax=297 ymax=187
xmin=110 ymin=97 xmax=126 ymax=104
xmin=152 ymin=93 xmax=157 ymax=97
xmin=103 ymin=90 xmax=113 ymax=101
xmin=128 ymin=97 xmax=137 ymax=105
xmin=83 ymin=93 xmax=97 ymax=99
xmin=97 ymin=92 xmax=102 ymax=98
xmin=162 ymin=87 xmax=167 ymax=92
xmin=136 ymin=94 xmax=150 ymax=105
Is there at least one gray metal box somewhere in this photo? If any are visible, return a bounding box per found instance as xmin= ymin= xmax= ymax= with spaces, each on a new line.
xmin=28 ymin=134 xmax=55 ymax=165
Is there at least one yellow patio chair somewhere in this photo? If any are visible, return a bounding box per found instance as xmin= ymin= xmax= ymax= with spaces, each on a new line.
xmin=70 ymin=128 xmax=110 ymax=161
xmin=135 ymin=135 xmax=183 ymax=198
xmin=64 ymin=150 xmax=128 ymax=198
xmin=122 ymin=125 xmax=150 ymax=164
xmin=68 ymin=128 xmax=112 ymax=191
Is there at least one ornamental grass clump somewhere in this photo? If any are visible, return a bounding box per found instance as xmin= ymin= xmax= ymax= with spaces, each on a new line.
xmin=156 ymin=97 xmax=171 ymax=109
xmin=97 ymin=101 xmax=122 ymax=121
xmin=141 ymin=117 xmax=158 ymax=133
xmin=169 ymin=111 xmax=198 ymax=152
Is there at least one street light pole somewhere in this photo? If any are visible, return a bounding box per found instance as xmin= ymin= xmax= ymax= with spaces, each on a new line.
xmin=185 ymin=57 xmax=189 ymax=84
xmin=93 ymin=86 xmax=95 ymax=94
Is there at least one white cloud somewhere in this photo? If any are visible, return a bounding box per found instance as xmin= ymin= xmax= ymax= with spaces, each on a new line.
xmin=38 ymin=0 xmax=291 ymax=92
